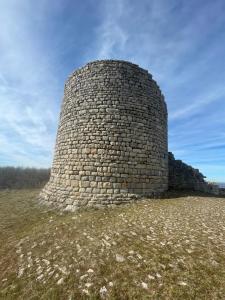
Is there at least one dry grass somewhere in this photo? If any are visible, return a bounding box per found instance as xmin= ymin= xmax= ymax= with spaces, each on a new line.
xmin=0 ymin=189 xmax=225 ymax=299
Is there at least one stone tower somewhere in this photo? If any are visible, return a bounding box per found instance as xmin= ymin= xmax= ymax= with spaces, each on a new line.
xmin=40 ymin=60 xmax=168 ymax=211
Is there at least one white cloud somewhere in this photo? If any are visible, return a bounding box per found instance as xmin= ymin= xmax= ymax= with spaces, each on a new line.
xmin=94 ymin=0 xmax=129 ymax=59
xmin=169 ymin=86 xmax=225 ymax=120
xmin=0 ymin=1 xmax=60 ymax=166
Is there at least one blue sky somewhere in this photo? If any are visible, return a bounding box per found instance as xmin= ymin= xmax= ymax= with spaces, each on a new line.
xmin=0 ymin=0 xmax=225 ymax=182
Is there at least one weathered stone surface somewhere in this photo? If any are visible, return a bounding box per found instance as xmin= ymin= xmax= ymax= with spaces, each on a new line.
xmin=219 ymin=188 xmax=225 ymax=196
xmin=39 ymin=60 xmax=168 ymax=210
xmin=168 ymin=152 xmax=219 ymax=194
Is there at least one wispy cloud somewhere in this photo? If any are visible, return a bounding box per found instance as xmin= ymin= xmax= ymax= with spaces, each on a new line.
xmin=170 ymin=86 xmax=225 ymax=120
xmin=0 ymin=0 xmax=224 ymax=181
xmin=0 ymin=1 xmax=61 ymax=166
xmin=95 ymin=0 xmax=128 ymax=59
xmin=90 ymin=0 xmax=225 ymax=181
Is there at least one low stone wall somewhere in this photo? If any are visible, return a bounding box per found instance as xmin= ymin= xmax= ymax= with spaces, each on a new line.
xmin=219 ymin=188 xmax=225 ymax=196
xmin=168 ymin=152 xmax=219 ymax=194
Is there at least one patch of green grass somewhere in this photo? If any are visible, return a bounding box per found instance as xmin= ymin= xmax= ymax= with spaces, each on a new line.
xmin=0 ymin=189 xmax=225 ymax=299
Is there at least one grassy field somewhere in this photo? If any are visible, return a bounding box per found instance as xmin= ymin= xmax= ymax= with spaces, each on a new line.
xmin=0 ymin=189 xmax=225 ymax=299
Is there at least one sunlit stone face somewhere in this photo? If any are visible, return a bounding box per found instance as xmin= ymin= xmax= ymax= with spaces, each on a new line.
xmin=39 ymin=60 xmax=168 ymax=211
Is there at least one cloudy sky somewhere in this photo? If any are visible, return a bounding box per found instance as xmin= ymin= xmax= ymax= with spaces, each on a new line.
xmin=0 ymin=0 xmax=225 ymax=182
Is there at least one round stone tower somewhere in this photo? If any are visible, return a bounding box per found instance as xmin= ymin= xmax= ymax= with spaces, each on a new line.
xmin=40 ymin=60 xmax=168 ymax=211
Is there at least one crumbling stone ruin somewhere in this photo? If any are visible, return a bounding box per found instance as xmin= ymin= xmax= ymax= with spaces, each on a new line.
xmin=40 ymin=59 xmax=220 ymax=211
xmin=40 ymin=60 xmax=168 ymax=210
xmin=219 ymin=188 xmax=225 ymax=196
xmin=168 ymin=152 xmax=219 ymax=194
xmin=168 ymin=152 xmax=207 ymax=191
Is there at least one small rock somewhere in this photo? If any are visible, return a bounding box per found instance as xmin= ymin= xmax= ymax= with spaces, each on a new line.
xmin=115 ymin=254 xmax=125 ymax=262
xmin=85 ymin=282 xmax=93 ymax=288
xmin=178 ymin=281 xmax=187 ymax=286
xmin=37 ymin=274 xmax=44 ymax=281
xmin=130 ymin=231 xmax=137 ymax=236
xmin=82 ymin=289 xmax=89 ymax=295
xmin=211 ymin=260 xmax=219 ymax=267
xmin=57 ymin=278 xmax=64 ymax=285
xmin=43 ymin=259 xmax=50 ymax=266
xmin=136 ymin=253 xmax=142 ymax=259
xmin=18 ymin=267 xmax=25 ymax=278
xmin=87 ymin=268 xmax=94 ymax=273
xmin=80 ymin=274 xmax=88 ymax=280
xmin=186 ymin=249 xmax=193 ymax=254
xmin=141 ymin=282 xmax=148 ymax=289
xmin=100 ymin=286 xmax=107 ymax=298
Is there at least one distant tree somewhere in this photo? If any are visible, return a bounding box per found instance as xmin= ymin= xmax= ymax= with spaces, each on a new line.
xmin=0 ymin=167 xmax=50 ymax=189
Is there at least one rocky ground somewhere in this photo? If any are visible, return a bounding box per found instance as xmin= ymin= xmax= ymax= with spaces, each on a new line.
xmin=0 ymin=189 xmax=225 ymax=299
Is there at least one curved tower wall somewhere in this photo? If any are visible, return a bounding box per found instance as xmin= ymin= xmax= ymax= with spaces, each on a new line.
xmin=40 ymin=60 xmax=168 ymax=210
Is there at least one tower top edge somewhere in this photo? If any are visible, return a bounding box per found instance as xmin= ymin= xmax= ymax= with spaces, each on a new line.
xmin=67 ymin=59 xmax=153 ymax=81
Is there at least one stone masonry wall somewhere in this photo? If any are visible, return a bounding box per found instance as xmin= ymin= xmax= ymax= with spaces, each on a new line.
xmin=168 ymin=152 xmax=219 ymax=194
xmin=40 ymin=60 xmax=168 ymax=211
xmin=219 ymin=188 xmax=225 ymax=196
